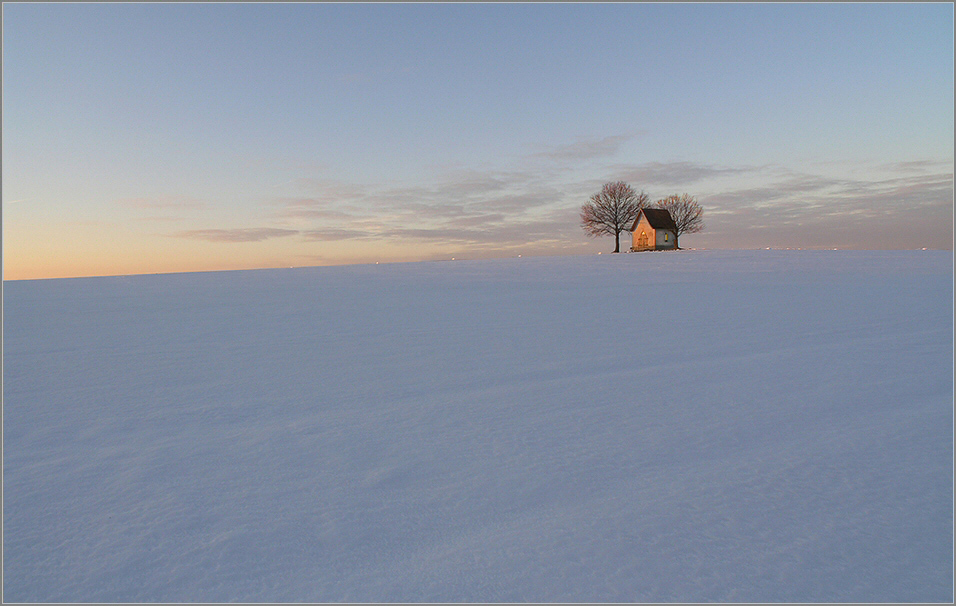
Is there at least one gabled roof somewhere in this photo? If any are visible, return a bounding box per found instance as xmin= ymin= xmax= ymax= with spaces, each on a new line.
xmin=631 ymin=208 xmax=677 ymax=232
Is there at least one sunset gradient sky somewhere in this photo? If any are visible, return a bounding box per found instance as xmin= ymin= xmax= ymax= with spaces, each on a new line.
xmin=3 ymin=2 xmax=953 ymax=280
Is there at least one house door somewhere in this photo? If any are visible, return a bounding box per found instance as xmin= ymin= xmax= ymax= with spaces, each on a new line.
xmin=637 ymin=231 xmax=648 ymax=249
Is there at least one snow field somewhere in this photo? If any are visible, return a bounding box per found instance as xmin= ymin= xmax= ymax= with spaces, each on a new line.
xmin=3 ymin=250 xmax=953 ymax=601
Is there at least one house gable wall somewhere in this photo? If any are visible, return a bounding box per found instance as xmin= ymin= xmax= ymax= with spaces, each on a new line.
xmin=631 ymin=216 xmax=656 ymax=251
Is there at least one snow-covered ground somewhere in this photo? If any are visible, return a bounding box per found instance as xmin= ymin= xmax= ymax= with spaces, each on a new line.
xmin=3 ymin=250 xmax=953 ymax=602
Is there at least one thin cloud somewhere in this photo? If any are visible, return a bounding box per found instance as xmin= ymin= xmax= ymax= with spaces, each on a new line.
xmin=610 ymin=161 xmax=759 ymax=187
xmin=280 ymin=207 xmax=360 ymax=221
xmin=480 ymin=189 xmax=563 ymax=213
xmin=878 ymin=159 xmax=954 ymax=174
xmin=430 ymin=172 xmax=512 ymax=196
xmin=270 ymin=195 xmax=371 ymax=222
xmin=300 ymin=228 xmax=373 ymax=241
xmin=825 ymin=172 xmax=954 ymax=216
xmin=533 ymin=134 xmax=642 ymax=162
xmin=381 ymin=225 xmax=552 ymax=246
xmin=271 ymin=170 xmax=561 ymax=237
xmin=138 ymin=216 xmax=188 ymax=223
xmin=174 ymin=228 xmax=300 ymax=242
xmin=698 ymin=168 xmax=953 ymax=251
xmin=448 ymin=213 xmax=507 ymax=228
xmin=376 ymin=169 xmax=542 ymax=205
xmin=706 ymin=171 xmax=952 ymax=215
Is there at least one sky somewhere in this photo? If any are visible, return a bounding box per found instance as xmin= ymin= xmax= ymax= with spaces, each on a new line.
xmin=2 ymin=2 xmax=953 ymax=280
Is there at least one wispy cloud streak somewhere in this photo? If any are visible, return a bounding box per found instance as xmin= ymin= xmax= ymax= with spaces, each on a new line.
xmin=610 ymin=161 xmax=760 ymax=187
xmin=532 ymin=134 xmax=642 ymax=162
xmin=174 ymin=228 xmax=300 ymax=242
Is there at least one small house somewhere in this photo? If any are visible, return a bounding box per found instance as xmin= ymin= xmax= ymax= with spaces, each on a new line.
xmin=630 ymin=208 xmax=678 ymax=251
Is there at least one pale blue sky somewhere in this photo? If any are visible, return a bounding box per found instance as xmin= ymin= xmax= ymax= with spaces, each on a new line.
xmin=3 ymin=2 xmax=953 ymax=278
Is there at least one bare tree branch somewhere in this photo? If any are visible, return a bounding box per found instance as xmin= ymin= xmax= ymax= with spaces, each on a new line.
xmin=580 ymin=181 xmax=649 ymax=253
xmin=655 ymin=193 xmax=704 ymax=248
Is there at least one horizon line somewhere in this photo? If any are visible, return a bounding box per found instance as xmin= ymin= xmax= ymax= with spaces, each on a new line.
xmin=4 ymin=246 xmax=952 ymax=283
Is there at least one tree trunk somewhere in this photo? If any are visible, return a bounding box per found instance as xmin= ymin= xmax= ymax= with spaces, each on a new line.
xmin=613 ymin=231 xmax=620 ymax=253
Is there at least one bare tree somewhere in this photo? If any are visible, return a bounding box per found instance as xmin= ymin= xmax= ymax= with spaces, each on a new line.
xmin=655 ymin=193 xmax=704 ymax=249
xmin=580 ymin=181 xmax=649 ymax=253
